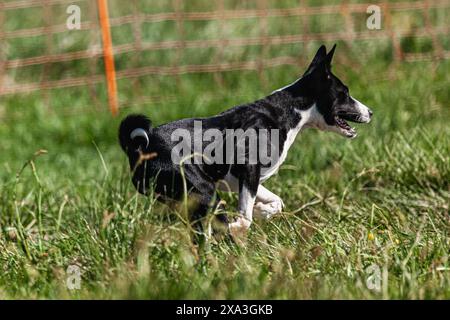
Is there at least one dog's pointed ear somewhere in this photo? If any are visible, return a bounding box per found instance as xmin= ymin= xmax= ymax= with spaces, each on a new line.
xmin=325 ymin=44 xmax=336 ymax=67
xmin=303 ymin=45 xmax=327 ymax=75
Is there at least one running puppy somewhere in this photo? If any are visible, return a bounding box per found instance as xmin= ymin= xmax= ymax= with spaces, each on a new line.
xmin=119 ymin=45 xmax=373 ymax=241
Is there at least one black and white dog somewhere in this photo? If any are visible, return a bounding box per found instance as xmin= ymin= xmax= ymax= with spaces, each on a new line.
xmin=119 ymin=45 xmax=372 ymax=240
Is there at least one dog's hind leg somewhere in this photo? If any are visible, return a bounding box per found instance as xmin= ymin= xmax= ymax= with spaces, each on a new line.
xmin=188 ymin=190 xmax=217 ymax=246
xmin=189 ymin=184 xmax=231 ymax=245
xmin=253 ymin=185 xmax=284 ymax=220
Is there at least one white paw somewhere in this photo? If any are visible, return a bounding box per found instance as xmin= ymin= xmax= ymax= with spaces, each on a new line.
xmin=228 ymin=217 xmax=252 ymax=240
xmin=253 ymin=198 xmax=284 ymax=220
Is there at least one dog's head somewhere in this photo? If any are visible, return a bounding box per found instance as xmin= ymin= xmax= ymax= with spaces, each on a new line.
xmin=284 ymin=45 xmax=373 ymax=138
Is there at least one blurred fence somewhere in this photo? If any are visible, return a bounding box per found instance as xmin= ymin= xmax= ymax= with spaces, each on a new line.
xmin=0 ymin=0 xmax=449 ymax=114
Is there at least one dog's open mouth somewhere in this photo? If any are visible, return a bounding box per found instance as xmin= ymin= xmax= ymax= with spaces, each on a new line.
xmin=334 ymin=113 xmax=360 ymax=138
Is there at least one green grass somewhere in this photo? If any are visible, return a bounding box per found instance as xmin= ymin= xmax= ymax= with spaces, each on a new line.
xmin=0 ymin=0 xmax=449 ymax=299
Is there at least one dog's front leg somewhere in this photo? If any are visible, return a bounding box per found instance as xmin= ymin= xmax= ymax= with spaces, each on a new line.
xmin=229 ymin=184 xmax=256 ymax=240
xmin=228 ymin=166 xmax=260 ymax=239
xmin=253 ymin=185 xmax=284 ymax=220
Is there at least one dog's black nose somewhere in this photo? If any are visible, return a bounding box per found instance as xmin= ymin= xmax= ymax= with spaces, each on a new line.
xmin=368 ymin=109 xmax=373 ymax=117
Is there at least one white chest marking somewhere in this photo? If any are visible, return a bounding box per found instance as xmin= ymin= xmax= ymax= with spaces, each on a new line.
xmin=260 ymin=106 xmax=314 ymax=182
xmin=216 ymin=105 xmax=317 ymax=187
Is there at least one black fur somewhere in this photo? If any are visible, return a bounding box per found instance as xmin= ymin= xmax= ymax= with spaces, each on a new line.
xmin=118 ymin=44 xmax=372 ymax=241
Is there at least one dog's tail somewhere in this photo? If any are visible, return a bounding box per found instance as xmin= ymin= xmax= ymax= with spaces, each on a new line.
xmin=118 ymin=114 xmax=152 ymax=153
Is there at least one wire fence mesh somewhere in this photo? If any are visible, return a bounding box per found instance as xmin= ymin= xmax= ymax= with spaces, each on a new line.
xmin=0 ymin=0 xmax=449 ymax=114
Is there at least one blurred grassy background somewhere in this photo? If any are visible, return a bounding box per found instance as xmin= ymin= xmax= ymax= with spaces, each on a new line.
xmin=0 ymin=0 xmax=448 ymax=299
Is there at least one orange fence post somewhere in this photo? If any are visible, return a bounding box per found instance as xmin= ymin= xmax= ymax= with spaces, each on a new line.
xmin=97 ymin=0 xmax=118 ymax=116
xmin=0 ymin=1 xmax=449 ymax=98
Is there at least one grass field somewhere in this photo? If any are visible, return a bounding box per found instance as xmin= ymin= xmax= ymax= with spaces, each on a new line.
xmin=0 ymin=0 xmax=449 ymax=299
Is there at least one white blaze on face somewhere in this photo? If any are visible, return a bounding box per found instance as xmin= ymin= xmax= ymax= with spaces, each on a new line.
xmin=351 ymin=97 xmax=372 ymax=123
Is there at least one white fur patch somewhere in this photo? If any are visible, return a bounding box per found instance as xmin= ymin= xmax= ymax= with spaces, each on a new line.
xmin=260 ymin=106 xmax=315 ymax=182
xmin=228 ymin=184 xmax=255 ymax=237
xmin=238 ymin=184 xmax=256 ymax=220
xmin=130 ymin=128 xmax=149 ymax=147
xmin=351 ymin=96 xmax=372 ymax=123
xmin=253 ymin=184 xmax=284 ymax=219
xmin=253 ymin=201 xmax=282 ymax=219
xmin=228 ymin=216 xmax=252 ymax=241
